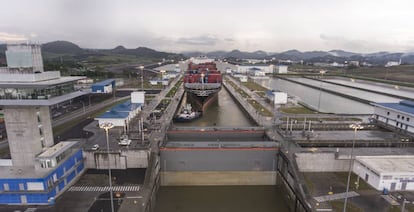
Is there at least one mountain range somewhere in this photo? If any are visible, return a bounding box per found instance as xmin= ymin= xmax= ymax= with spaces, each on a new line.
xmin=1 ymin=41 xmax=414 ymax=66
xmin=0 ymin=41 xmax=182 ymax=64
xmin=183 ymin=49 xmax=414 ymax=65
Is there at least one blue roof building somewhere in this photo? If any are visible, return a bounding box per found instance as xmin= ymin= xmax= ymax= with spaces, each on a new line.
xmin=0 ymin=141 xmax=85 ymax=205
xmin=91 ymin=79 xmax=115 ymax=93
xmin=372 ymin=100 xmax=414 ymax=134
xmin=95 ymin=100 xmax=142 ymax=130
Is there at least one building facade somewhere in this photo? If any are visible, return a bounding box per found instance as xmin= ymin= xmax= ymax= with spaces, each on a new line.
xmin=372 ymin=100 xmax=414 ymax=134
xmin=0 ymin=44 xmax=87 ymax=205
xmin=0 ymin=142 xmax=84 ymax=204
xmin=91 ymin=79 xmax=115 ymax=93
xmin=353 ymin=156 xmax=414 ymax=191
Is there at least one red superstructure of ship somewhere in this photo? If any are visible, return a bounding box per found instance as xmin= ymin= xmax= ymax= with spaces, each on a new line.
xmin=183 ymin=62 xmax=222 ymax=111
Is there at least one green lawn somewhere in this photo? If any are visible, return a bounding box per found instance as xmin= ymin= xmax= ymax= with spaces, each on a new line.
xmin=247 ymin=99 xmax=273 ymax=117
xmin=279 ymin=106 xmax=317 ymax=114
xmin=242 ymin=80 xmax=268 ymax=92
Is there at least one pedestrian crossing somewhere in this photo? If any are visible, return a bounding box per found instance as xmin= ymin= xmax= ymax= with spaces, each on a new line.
xmin=68 ymin=185 xmax=140 ymax=192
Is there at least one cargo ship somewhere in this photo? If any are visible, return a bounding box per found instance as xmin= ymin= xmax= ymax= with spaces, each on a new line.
xmin=183 ymin=61 xmax=222 ymax=111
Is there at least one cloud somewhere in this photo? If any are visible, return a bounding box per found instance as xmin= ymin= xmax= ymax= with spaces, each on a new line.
xmin=0 ymin=32 xmax=28 ymax=42
xmin=176 ymin=34 xmax=219 ymax=46
xmin=319 ymin=34 xmax=368 ymax=50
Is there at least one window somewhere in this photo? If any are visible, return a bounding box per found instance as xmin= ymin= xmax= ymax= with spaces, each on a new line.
xmin=402 ymin=116 xmax=405 ymax=120
xmin=387 ymin=112 xmax=390 ymax=116
xmin=397 ymin=114 xmax=400 ymax=118
xmin=407 ymin=117 xmax=410 ymax=122
xmin=382 ymin=175 xmax=393 ymax=180
xmin=19 ymin=183 xmax=24 ymax=190
xmin=3 ymin=183 xmax=9 ymax=191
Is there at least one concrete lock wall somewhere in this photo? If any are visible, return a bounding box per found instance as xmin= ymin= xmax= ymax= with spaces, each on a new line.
xmin=161 ymin=171 xmax=277 ymax=186
xmin=295 ymin=152 xmax=350 ymax=172
xmin=83 ymin=149 xmax=148 ymax=169
xmin=160 ymin=149 xmax=277 ymax=171
xmin=160 ymin=148 xmax=278 ymax=185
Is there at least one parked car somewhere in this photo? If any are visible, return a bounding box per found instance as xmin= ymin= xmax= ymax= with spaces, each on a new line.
xmin=118 ymin=139 xmax=132 ymax=146
xmin=91 ymin=144 xmax=99 ymax=150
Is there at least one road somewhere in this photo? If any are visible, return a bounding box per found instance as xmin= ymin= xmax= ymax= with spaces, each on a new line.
xmin=52 ymin=96 xmax=131 ymax=127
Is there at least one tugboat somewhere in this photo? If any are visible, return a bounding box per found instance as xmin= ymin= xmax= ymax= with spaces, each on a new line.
xmin=174 ymin=104 xmax=202 ymax=122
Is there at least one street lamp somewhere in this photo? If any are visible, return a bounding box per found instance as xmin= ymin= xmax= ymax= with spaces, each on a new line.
xmin=139 ymin=65 xmax=144 ymax=91
xmin=99 ymin=122 xmax=115 ymax=212
xmin=343 ymin=123 xmax=364 ymax=212
xmin=317 ymin=70 xmax=326 ymax=112
xmin=160 ymin=70 xmax=166 ymax=89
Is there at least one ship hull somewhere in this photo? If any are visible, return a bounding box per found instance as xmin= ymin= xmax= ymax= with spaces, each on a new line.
xmin=186 ymin=90 xmax=219 ymax=112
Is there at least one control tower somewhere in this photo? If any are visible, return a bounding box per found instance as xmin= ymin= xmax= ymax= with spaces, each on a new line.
xmin=0 ymin=44 xmax=87 ymax=205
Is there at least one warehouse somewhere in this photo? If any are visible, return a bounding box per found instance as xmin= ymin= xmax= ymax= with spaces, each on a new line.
xmin=266 ymin=90 xmax=288 ymax=105
xmin=353 ymin=155 xmax=414 ymax=191
xmin=91 ymin=79 xmax=115 ymax=93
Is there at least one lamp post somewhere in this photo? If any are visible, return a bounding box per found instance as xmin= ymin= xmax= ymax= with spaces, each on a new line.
xmin=343 ymin=123 xmax=363 ymax=212
xmin=139 ymin=65 xmax=144 ymax=91
xmin=160 ymin=70 xmax=166 ymax=89
xmin=317 ymin=70 xmax=326 ymax=112
xmin=99 ymin=122 xmax=115 ymax=212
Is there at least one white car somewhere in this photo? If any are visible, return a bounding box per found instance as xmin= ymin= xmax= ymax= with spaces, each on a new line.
xmin=91 ymin=144 xmax=99 ymax=150
xmin=118 ymin=139 xmax=132 ymax=146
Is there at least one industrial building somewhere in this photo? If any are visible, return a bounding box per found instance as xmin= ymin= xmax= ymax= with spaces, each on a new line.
xmin=0 ymin=44 xmax=87 ymax=205
xmin=353 ymin=156 xmax=414 ymax=191
xmin=372 ymin=100 xmax=414 ymax=134
xmin=266 ymin=90 xmax=288 ymax=105
xmin=275 ymin=65 xmax=288 ymax=74
xmin=95 ymin=92 xmax=144 ymax=129
xmin=236 ymin=64 xmax=274 ymax=74
xmin=91 ymin=79 xmax=115 ymax=93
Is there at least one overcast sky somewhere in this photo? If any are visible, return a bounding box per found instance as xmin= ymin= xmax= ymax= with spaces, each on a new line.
xmin=1 ymin=0 xmax=414 ymax=53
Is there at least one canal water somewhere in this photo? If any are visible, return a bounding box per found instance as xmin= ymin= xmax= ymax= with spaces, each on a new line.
xmin=290 ymin=78 xmax=402 ymax=103
xmin=256 ymin=78 xmax=374 ymax=114
xmin=159 ymin=86 xmax=288 ymax=212
xmin=325 ymin=78 xmax=414 ymax=99
xmin=154 ymin=186 xmax=290 ymax=212
xmin=174 ymin=88 xmax=255 ymax=127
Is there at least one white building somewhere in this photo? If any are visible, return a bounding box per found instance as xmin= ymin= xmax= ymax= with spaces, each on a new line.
xmin=248 ymin=67 xmax=266 ymax=77
xmin=275 ymin=65 xmax=288 ymax=74
xmin=131 ymin=91 xmax=145 ymax=104
xmin=372 ymin=100 xmax=414 ymax=134
xmin=353 ymin=156 xmax=414 ymax=191
xmin=237 ymin=64 xmax=274 ymax=74
xmin=233 ymin=74 xmax=248 ymax=82
xmin=189 ymin=56 xmax=214 ymax=64
xmin=266 ymin=90 xmax=288 ymax=105
xmin=385 ymin=59 xmax=402 ymax=67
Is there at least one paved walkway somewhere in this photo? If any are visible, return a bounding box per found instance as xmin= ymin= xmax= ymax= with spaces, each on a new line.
xmin=68 ymin=185 xmax=140 ymax=192
xmin=381 ymin=195 xmax=400 ymax=206
xmin=314 ymin=191 xmax=359 ymax=202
